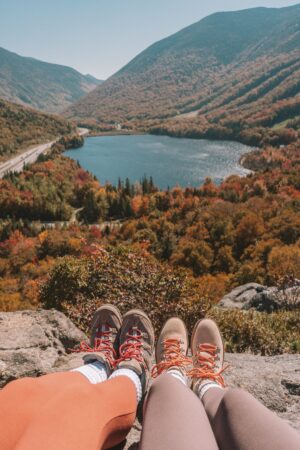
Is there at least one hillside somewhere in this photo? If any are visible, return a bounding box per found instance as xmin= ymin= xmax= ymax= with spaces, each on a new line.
xmin=0 ymin=99 xmax=74 ymax=160
xmin=65 ymin=4 xmax=300 ymax=135
xmin=0 ymin=47 xmax=102 ymax=113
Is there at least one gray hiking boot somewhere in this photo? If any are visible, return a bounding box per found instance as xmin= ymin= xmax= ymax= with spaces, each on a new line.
xmin=189 ymin=318 xmax=227 ymax=395
xmin=152 ymin=317 xmax=191 ymax=378
xmin=74 ymin=304 xmax=122 ymax=376
xmin=116 ymin=309 xmax=155 ymax=393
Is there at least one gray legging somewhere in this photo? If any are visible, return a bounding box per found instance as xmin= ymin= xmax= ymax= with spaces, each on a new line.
xmin=139 ymin=374 xmax=300 ymax=450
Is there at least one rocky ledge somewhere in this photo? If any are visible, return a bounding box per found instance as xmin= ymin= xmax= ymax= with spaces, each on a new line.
xmin=0 ymin=310 xmax=299 ymax=449
xmin=219 ymin=282 xmax=300 ymax=311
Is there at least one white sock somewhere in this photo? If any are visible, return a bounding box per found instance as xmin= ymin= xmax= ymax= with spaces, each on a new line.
xmin=109 ymin=368 xmax=143 ymax=402
xmin=72 ymin=361 xmax=108 ymax=384
xmin=167 ymin=368 xmax=187 ymax=386
xmin=198 ymin=381 xmax=224 ymax=400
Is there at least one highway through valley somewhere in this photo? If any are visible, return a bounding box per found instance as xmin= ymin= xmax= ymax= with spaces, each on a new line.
xmin=0 ymin=128 xmax=89 ymax=178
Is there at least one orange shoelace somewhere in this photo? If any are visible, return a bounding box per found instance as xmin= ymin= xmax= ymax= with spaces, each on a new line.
xmin=151 ymin=338 xmax=191 ymax=378
xmin=188 ymin=343 xmax=228 ymax=387
xmin=72 ymin=325 xmax=116 ymax=367
xmin=115 ymin=328 xmax=143 ymax=365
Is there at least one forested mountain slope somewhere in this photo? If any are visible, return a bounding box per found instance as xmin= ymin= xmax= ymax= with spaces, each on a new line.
xmin=0 ymin=99 xmax=74 ymax=160
xmin=0 ymin=47 xmax=102 ymax=113
xmin=65 ymin=4 xmax=300 ymax=131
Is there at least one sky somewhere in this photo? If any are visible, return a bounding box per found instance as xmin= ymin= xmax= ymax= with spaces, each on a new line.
xmin=0 ymin=0 xmax=298 ymax=80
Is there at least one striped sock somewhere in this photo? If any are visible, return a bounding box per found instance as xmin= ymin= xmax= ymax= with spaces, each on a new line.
xmin=109 ymin=368 xmax=142 ymax=403
xmin=167 ymin=368 xmax=188 ymax=386
xmin=198 ymin=381 xmax=224 ymax=400
xmin=72 ymin=361 xmax=108 ymax=384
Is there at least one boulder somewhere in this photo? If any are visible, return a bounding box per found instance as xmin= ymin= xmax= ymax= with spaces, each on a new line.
xmin=219 ymin=283 xmax=300 ymax=311
xmin=219 ymin=283 xmax=266 ymax=309
xmin=251 ymin=285 xmax=300 ymax=312
xmin=0 ymin=309 xmax=86 ymax=387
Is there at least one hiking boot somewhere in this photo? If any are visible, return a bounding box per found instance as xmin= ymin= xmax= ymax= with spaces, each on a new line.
xmin=73 ymin=304 xmax=122 ymax=375
xmin=189 ymin=318 xmax=227 ymax=395
xmin=116 ymin=309 xmax=155 ymax=393
xmin=152 ymin=317 xmax=191 ymax=378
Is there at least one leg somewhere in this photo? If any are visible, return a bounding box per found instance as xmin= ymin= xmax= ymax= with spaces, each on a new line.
xmin=139 ymin=373 xmax=218 ymax=450
xmin=0 ymin=372 xmax=137 ymax=450
xmin=202 ymin=386 xmax=300 ymax=450
xmin=189 ymin=318 xmax=300 ymax=450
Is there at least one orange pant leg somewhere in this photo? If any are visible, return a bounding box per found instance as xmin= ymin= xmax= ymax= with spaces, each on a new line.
xmin=0 ymin=372 xmax=137 ymax=450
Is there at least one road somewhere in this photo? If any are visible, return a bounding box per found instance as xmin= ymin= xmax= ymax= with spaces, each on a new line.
xmin=0 ymin=127 xmax=89 ymax=179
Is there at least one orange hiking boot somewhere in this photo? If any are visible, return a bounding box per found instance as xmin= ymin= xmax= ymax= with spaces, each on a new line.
xmin=152 ymin=317 xmax=191 ymax=379
xmin=189 ymin=318 xmax=228 ymax=396
xmin=73 ymin=304 xmax=122 ymax=375
xmin=115 ymin=309 xmax=155 ymax=392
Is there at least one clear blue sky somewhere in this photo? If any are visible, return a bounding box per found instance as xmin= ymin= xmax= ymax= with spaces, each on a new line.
xmin=0 ymin=0 xmax=298 ymax=79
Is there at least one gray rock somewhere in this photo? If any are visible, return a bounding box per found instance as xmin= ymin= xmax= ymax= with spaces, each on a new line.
xmin=223 ymin=353 xmax=300 ymax=431
xmin=0 ymin=309 xmax=299 ymax=449
xmin=0 ymin=309 xmax=86 ymax=387
xmin=219 ymin=283 xmax=300 ymax=311
xmin=251 ymin=286 xmax=300 ymax=312
xmin=219 ymin=283 xmax=266 ymax=309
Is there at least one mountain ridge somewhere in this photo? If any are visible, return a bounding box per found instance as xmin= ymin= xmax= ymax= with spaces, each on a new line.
xmin=0 ymin=46 xmax=102 ymax=113
xmin=65 ymin=4 xmax=300 ymax=126
xmin=119 ymin=4 xmax=300 ymax=71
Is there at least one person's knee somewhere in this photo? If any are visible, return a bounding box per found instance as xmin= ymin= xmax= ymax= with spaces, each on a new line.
xmin=221 ymin=388 xmax=252 ymax=414
xmin=4 ymin=377 xmax=37 ymax=394
xmin=145 ymin=373 xmax=182 ymax=407
xmin=150 ymin=373 xmax=174 ymax=392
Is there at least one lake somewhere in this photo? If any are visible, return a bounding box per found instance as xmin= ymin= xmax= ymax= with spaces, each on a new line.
xmin=65 ymin=134 xmax=251 ymax=189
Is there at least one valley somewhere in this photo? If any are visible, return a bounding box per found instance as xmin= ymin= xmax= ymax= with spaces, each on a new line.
xmin=0 ymin=3 xmax=299 ymax=359
xmin=0 ymin=127 xmax=89 ymax=178
xmin=65 ymin=4 xmax=300 ymax=144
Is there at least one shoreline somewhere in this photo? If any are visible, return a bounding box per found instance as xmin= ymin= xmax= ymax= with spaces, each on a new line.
xmin=87 ymin=130 xmax=146 ymax=137
xmin=84 ymin=130 xmax=256 ymax=175
xmin=66 ymin=133 xmax=254 ymax=188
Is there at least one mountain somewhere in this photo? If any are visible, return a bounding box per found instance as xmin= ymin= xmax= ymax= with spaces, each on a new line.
xmin=65 ymin=4 xmax=300 ymax=128
xmin=0 ymin=99 xmax=74 ymax=160
xmin=0 ymin=47 xmax=102 ymax=113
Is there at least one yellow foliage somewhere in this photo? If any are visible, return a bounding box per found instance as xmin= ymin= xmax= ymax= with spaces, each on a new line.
xmin=38 ymin=230 xmax=48 ymax=244
xmin=22 ymin=280 xmax=39 ymax=307
xmin=68 ymin=238 xmax=82 ymax=252
xmin=198 ymin=274 xmax=230 ymax=303
xmin=0 ymin=292 xmax=22 ymax=312
xmin=268 ymin=244 xmax=300 ymax=283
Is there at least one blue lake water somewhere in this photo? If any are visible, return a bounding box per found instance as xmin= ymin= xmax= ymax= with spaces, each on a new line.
xmin=65 ymin=134 xmax=251 ymax=189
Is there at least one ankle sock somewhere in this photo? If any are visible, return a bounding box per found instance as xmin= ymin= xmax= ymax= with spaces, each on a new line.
xmin=167 ymin=368 xmax=188 ymax=386
xmin=109 ymin=368 xmax=143 ymax=402
xmin=72 ymin=361 xmax=108 ymax=384
xmin=198 ymin=381 xmax=224 ymax=400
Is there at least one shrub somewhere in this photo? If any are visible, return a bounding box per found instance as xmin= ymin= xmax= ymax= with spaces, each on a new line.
xmin=40 ymin=246 xmax=211 ymax=335
xmin=209 ymin=308 xmax=300 ymax=355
